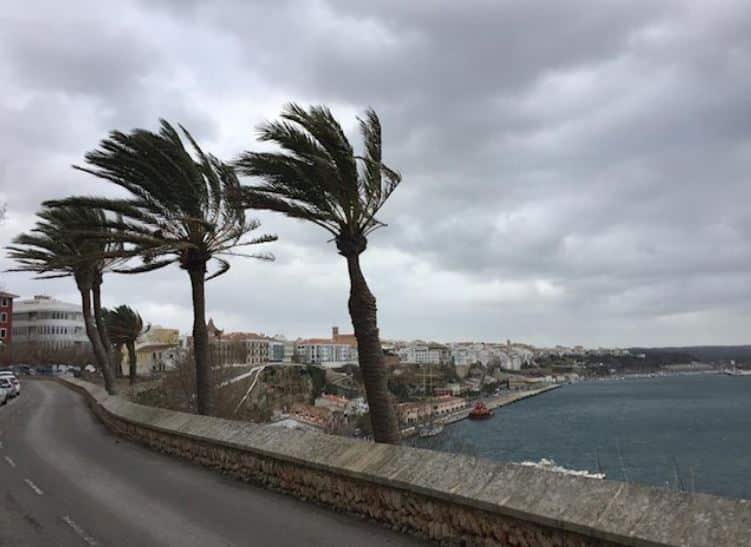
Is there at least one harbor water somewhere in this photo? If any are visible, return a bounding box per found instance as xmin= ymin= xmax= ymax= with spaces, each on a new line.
xmin=417 ymin=374 xmax=751 ymax=500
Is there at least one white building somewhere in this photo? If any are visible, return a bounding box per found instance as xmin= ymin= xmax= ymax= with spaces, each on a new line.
xmin=11 ymin=295 xmax=89 ymax=349
xmin=397 ymin=341 xmax=449 ymax=365
xmin=296 ymin=339 xmax=356 ymax=366
xmin=294 ymin=327 xmax=358 ymax=367
xmin=449 ymin=342 xmax=533 ymax=371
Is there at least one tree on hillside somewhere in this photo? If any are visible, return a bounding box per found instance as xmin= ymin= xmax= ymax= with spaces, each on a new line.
xmin=235 ymin=104 xmax=402 ymax=444
xmin=104 ymin=305 xmax=150 ymax=384
xmin=46 ymin=120 xmax=277 ymax=415
xmin=7 ymin=206 xmax=121 ymax=394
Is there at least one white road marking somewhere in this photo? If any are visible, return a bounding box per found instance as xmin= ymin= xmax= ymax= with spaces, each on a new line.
xmin=62 ymin=516 xmax=99 ymax=546
xmin=24 ymin=478 xmax=44 ymax=495
xmin=4 ymin=455 xmax=16 ymax=468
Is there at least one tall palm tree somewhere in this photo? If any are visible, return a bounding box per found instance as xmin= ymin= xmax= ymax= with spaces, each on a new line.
xmin=46 ymin=120 xmax=277 ymax=415
xmin=6 ymin=206 xmax=120 ymax=394
xmin=104 ymin=305 xmax=150 ymax=385
xmin=235 ymin=104 xmax=402 ymax=443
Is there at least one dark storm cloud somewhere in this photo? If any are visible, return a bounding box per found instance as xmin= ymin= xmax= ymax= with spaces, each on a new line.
xmin=2 ymin=0 xmax=750 ymax=346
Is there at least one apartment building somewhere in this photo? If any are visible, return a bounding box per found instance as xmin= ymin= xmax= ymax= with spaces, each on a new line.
xmin=295 ymin=326 xmax=358 ymax=366
xmin=11 ymin=295 xmax=89 ymax=349
xmin=0 ymin=291 xmax=18 ymax=363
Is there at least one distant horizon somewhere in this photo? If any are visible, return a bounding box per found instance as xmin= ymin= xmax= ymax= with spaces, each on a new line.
xmin=6 ymin=289 xmax=750 ymax=351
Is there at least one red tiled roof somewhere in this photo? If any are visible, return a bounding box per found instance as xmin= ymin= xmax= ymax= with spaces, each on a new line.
xmin=222 ymin=332 xmax=267 ymax=341
xmin=298 ymin=338 xmax=336 ymax=345
xmin=334 ymin=334 xmax=358 ymax=346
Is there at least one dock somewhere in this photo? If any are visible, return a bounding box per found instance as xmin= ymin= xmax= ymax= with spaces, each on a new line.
xmin=441 ymin=384 xmax=560 ymax=426
xmin=402 ymin=383 xmax=561 ymax=437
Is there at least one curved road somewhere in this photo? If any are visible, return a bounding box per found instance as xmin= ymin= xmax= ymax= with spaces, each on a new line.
xmin=0 ymin=380 xmax=426 ymax=546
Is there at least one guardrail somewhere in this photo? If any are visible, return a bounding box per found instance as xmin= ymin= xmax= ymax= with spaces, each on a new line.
xmin=55 ymin=377 xmax=750 ymax=546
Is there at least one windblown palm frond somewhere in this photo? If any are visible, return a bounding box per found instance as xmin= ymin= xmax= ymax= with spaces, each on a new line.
xmin=235 ymin=104 xmax=401 ymax=247
xmin=6 ymin=204 xmax=123 ymax=395
xmin=104 ymin=305 xmax=150 ymax=346
xmin=6 ymin=205 xmax=125 ymax=281
xmin=44 ymin=119 xmax=277 ymax=279
xmin=41 ymin=119 xmax=277 ymax=415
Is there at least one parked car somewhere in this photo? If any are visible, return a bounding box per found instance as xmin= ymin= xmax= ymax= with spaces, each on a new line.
xmin=0 ymin=378 xmax=12 ymax=404
xmin=0 ymin=371 xmax=20 ymax=397
xmin=12 ymin=365 xmax=32 ymax=376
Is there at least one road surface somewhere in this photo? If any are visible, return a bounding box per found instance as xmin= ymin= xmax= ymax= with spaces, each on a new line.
xmin=0 ymin=380 xmax=427 ymax=546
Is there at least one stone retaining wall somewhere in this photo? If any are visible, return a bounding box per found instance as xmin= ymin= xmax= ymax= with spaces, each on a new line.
xmin=57 ymin=378 xmax=751 ymax=547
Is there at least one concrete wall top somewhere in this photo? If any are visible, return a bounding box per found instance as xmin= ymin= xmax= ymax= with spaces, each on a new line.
xmin=65 ymin=378 xmax=751 ymax=547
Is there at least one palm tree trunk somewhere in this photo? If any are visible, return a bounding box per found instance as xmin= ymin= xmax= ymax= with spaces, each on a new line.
xmin=113 ymin=344 xmax=124 ymax=379
xmin=346 ymin=254 xmax=400 ymax=444
xmin=92 ymin=277 xmax=116 ymax=377
xmin=79 ymin=288 xmax=117 ymax=395
xmin=188 ymin=266 xmax=213 ymax=415
xmin=127 ymin=340 xmax=137 ymax=385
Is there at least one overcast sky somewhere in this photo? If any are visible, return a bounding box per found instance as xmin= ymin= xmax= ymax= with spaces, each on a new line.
xmin=1 ymin=1 xmax=750 ymax=347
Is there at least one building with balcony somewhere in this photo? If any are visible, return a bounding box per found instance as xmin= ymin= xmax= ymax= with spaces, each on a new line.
xmin=296 ymin=339 xmax=356 ymax=366
xmin=11 ymin=295 xmax=89 ymax=349
xmin=396 ymin=395 xmax=466 ymax=425
xmin=295 ymin=326 xmax=358 ymax=367
xmin=198 ymin=319 xmax=289 ymax=366
xmin=397 ymin=341 xmax=450 ymax=365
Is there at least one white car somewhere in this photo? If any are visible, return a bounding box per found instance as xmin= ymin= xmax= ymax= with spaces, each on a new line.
xmin=0 ymin=372 xmax=20 ymax=397
xmin=0 ymin=378 xmax=11 ymax=404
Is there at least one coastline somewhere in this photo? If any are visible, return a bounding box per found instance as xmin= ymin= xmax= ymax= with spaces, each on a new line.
xmin=402 ymin=384 xmax=560 ymax=438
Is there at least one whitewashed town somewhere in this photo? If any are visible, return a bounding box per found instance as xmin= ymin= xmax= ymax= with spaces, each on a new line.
xmin=3 ymin=292 xmax=647 ymax=439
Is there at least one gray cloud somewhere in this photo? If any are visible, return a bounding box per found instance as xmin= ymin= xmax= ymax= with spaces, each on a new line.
xmin=1 ymin=0 xmax=750 ymax=347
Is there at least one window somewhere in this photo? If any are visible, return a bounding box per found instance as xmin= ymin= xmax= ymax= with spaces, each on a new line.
xmin=0 ymin=298 xmax=8 ymax=307
xmin=0 ymin=312 xmax=6 ymax=322
xmin=0 ymin=328 xmax=6 ymax=339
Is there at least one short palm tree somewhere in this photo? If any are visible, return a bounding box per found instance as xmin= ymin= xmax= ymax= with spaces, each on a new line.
xmin=6 ymin=205 xmax=120 ymax=394
xmin=46 ymin=120 xmax=277 ymax=415
xmin=235 ymin=104 xmax=402 ymax=443
xmin=105 ymin=305 xmax=150 ymax=385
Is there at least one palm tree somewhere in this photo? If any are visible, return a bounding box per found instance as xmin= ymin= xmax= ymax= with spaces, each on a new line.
xmin=104 ymin=305 xmax=150 ymax=385
xmin=235 ymin=104 xmax=402 ymax=443
xmin=45 ymin=120 xmax=277 ymax=415
xmin=6 ymin=206 xmax=120 ymax=394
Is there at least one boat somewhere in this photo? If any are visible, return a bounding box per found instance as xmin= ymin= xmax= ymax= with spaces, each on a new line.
xmin=724 ymin=363 xmax=751 ymax=376
xmin=468 ymin=401 xmax=494 ymax=420
xmin=725 ymin=369 xmax=751 ymax=376
xmin=418 ymin=423 xmax=444 ymax=437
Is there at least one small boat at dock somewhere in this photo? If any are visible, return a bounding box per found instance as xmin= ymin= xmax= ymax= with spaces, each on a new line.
xmin=468 ymin=401 xmax=494 ymax=420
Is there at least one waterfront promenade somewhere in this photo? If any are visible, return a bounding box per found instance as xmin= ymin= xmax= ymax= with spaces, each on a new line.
xmin=445 ymin=384 xmax=560 ymax=425
xmin=402 ymin=384 xmax=560 ymax=437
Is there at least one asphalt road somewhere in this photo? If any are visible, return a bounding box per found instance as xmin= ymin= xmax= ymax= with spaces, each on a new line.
xmin=0 ymin=380 xmax=427 ymax=546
